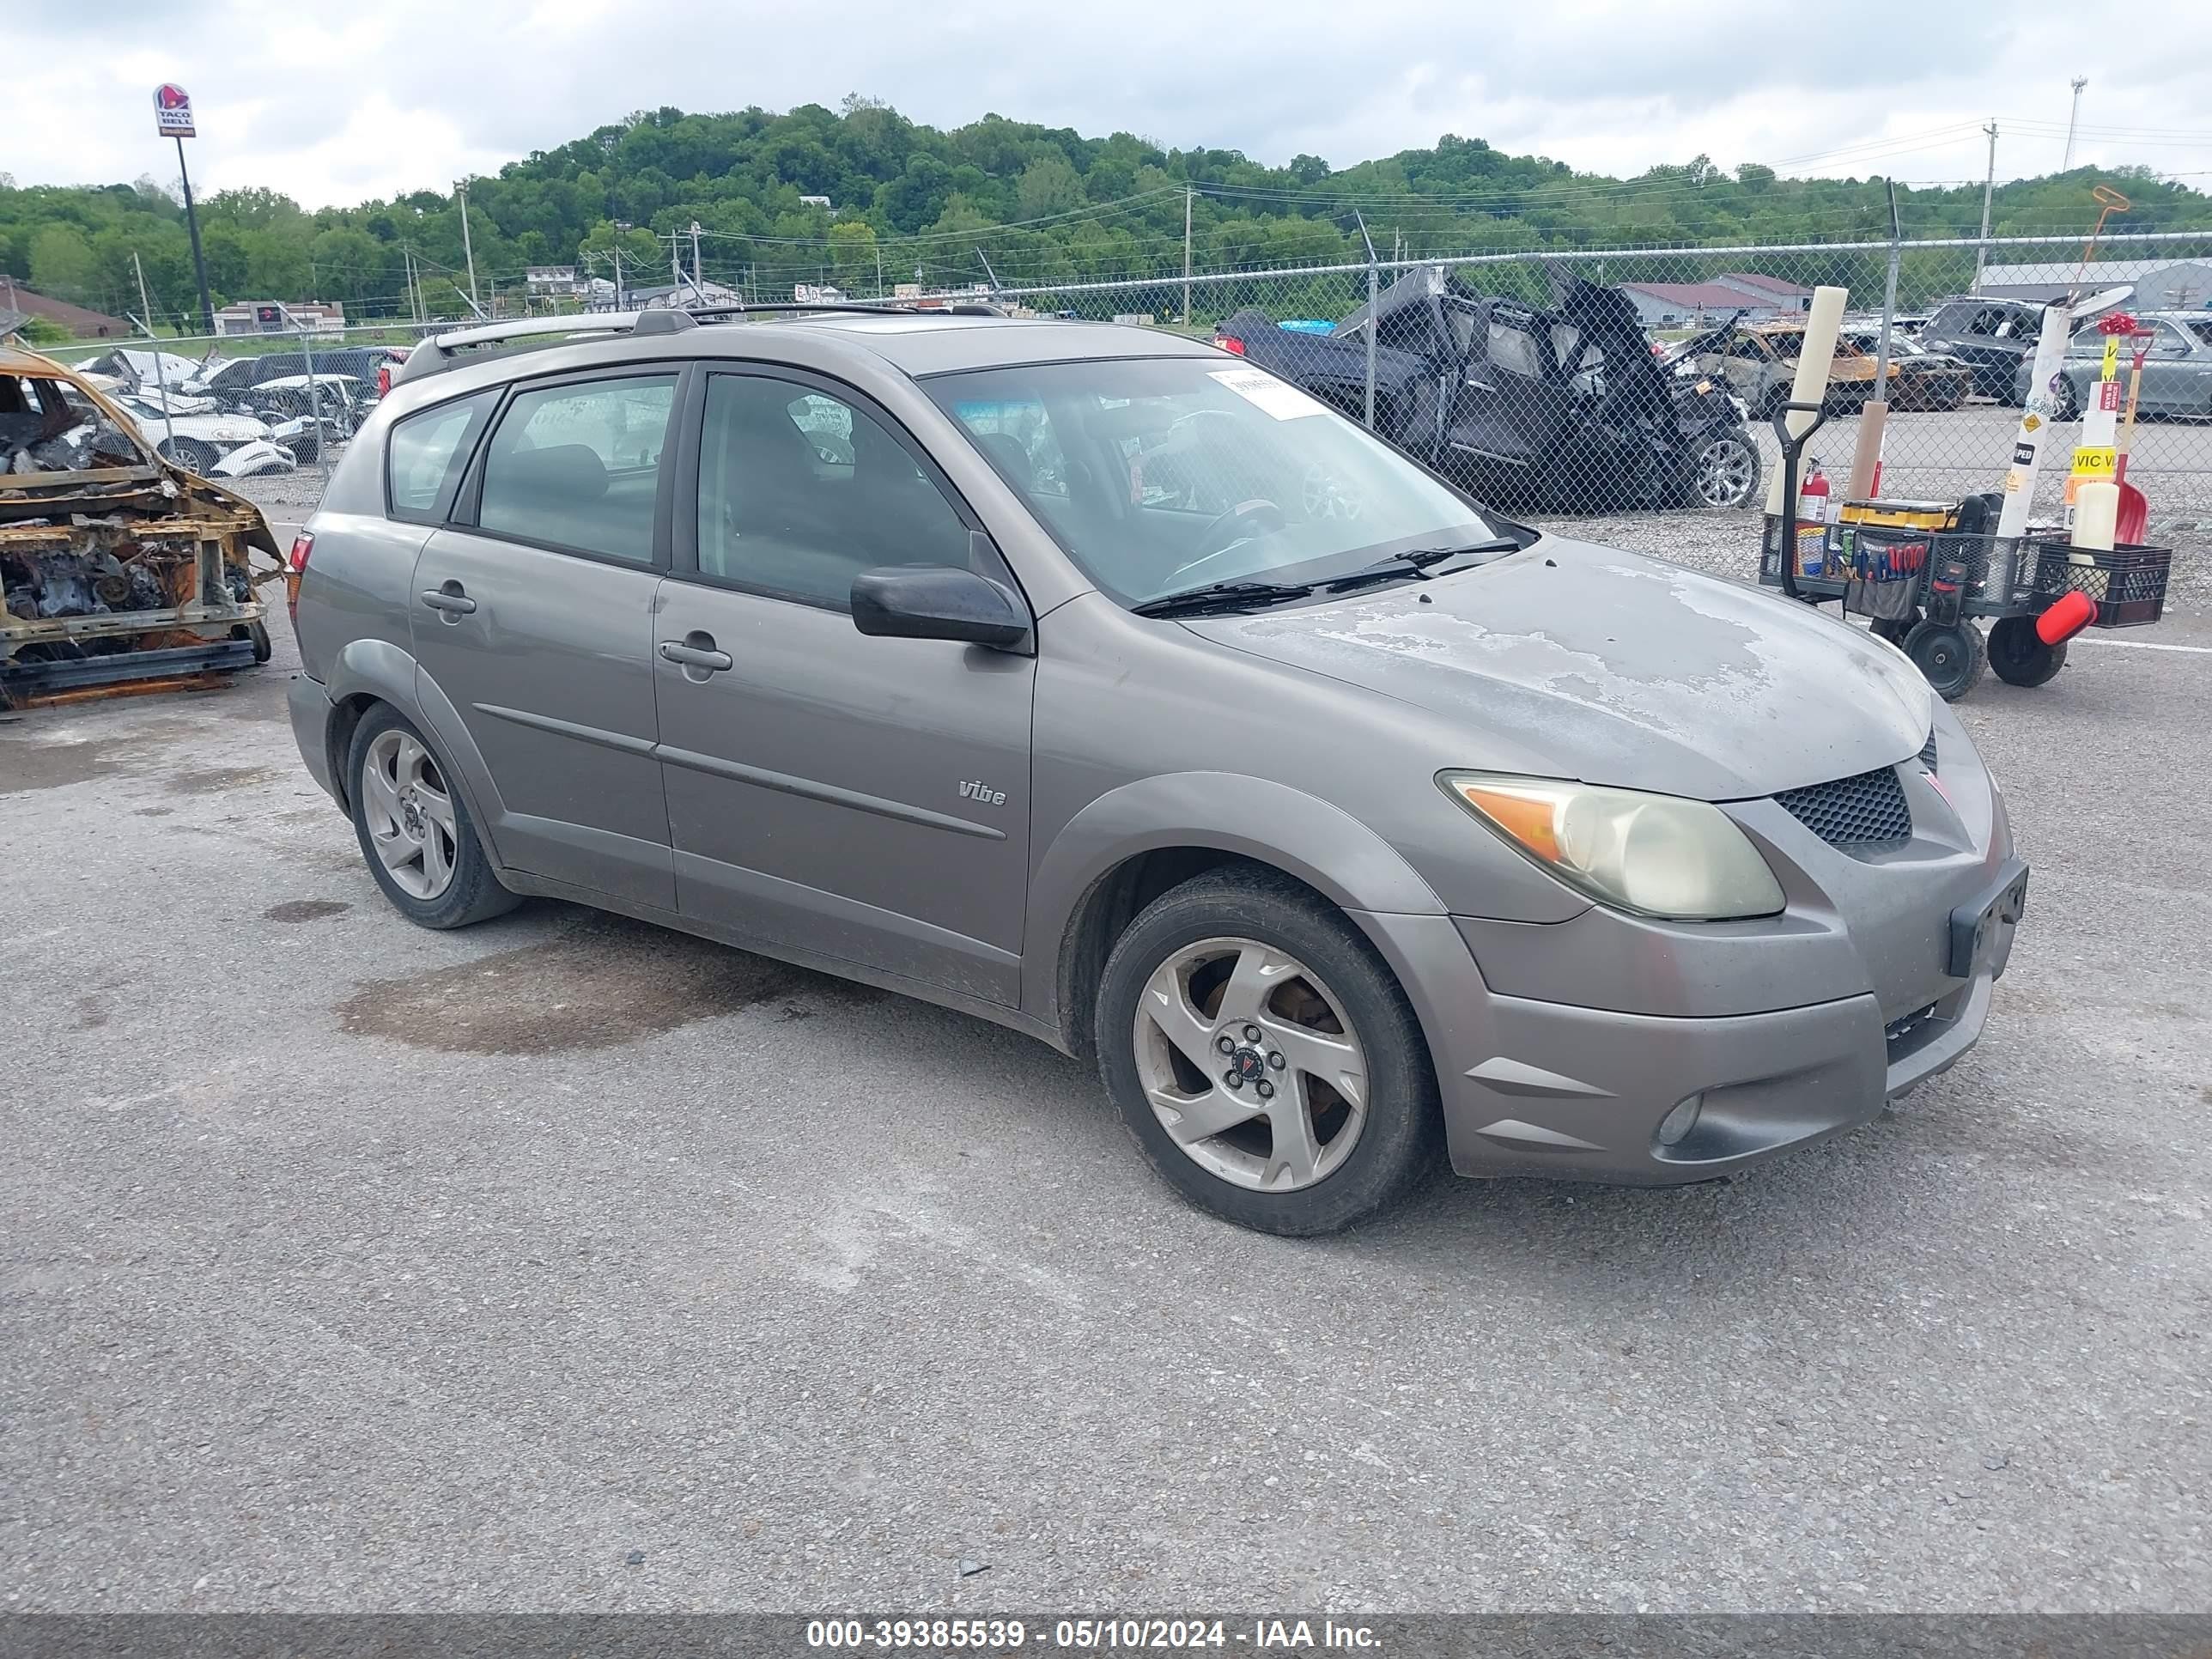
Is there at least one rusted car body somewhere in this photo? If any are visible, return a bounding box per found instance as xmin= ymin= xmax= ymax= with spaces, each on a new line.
xmin=1682 ymin=319 xmax=1972 ymax=416
xmin=0 ymin=347 xmax=283 ymax=707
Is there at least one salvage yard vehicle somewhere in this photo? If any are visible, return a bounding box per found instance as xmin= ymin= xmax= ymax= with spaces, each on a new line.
xmin=1837 ymin=327 xmax=1973 ymax=411
xmin=106 ymin=390 xmax=297 ymax=477
xmin=1 ymin=348 xmax=283 ymax=707
xmin=2008 ymin=312 xmax=2212 ymax=419
xmin=1683 ymin=319 xmax=1971 ymax=416
xmin=286 ymin=306 xmax=2025 ymax=1236
xmin=1216 ymin=265 xmax=1762 ymax=513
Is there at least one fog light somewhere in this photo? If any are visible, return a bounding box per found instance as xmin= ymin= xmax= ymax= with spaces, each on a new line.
xmin=1656 ymin=1093 xmax=1704 ymax=1147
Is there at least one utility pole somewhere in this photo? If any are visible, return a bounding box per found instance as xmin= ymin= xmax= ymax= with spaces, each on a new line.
xmin=1182 ymin=184 xmax=1194 ymax=325
xmin=613 ymin=222 xmax=629 ymax=311
xmin=131 ymin=252 xmax=177 ymax=459
xmin=175 ymin=137 xmax=215 ymax=337
xmin=1975 ymin=120 xmax=1998 ymax=294
xmin=690 ymin=221 xmax=704 ymax=299
xmin=2063 ymin=77 xmax=2088 ymax=171
xmin=455 ymin=179 xmax=480 ymax=312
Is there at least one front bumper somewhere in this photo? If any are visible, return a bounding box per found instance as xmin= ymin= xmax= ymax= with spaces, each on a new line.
xmin=1351 ymin=761 xmax=2021 ymax=1185
xmin=1434 ymin=967 xmax=1996 ymax=1184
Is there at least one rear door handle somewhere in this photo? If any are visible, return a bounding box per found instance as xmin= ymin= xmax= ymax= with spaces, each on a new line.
xmin=420 ymin=584 xmax=476 ymax=615
xmin=659 ymin=635 xmax=733 ymax=673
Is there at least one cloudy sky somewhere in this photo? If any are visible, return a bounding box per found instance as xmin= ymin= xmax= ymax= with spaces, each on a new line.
xmin=13 ymin=0 xmax=2212 ymax=207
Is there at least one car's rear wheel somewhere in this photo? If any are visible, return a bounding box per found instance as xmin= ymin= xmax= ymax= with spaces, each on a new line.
xmin=2050 ymin=376 xmax=2081 ymax=421
xmin=1096 ymin=868 xmax=1441 ymax=1235
xmin=346 ymin=705 xmax=519 ymax=929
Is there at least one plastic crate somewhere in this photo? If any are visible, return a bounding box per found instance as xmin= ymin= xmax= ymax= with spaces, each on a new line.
xmin=2029 ymin=541 xmax=2172 ymax=628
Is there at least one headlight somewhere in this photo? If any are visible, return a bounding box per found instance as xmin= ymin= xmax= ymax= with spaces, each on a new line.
xmin=1437 ymin=773 xmax=1785 ymax=921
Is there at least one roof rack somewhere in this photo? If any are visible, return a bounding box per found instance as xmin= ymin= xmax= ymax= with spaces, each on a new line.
xmin=394 ymin=308 xmax=696 ymax=386
xmin=684 ymin=301 xmax=1006 ymax=321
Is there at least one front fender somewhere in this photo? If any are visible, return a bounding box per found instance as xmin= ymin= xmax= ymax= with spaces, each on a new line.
xmin=1021 ymin=770 xmax=1449 ymax=1030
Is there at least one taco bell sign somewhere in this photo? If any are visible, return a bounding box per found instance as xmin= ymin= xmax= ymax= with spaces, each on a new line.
xmin=154 ymin=84 xmax=195 ymax=139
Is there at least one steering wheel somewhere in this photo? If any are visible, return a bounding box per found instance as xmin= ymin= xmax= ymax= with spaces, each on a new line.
xmin=1192 ymin=497 xmax=1286 ymax=560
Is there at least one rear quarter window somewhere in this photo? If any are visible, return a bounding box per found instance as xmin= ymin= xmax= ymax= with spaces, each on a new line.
xmin=386 ymin=392 xmax=495 ymax=521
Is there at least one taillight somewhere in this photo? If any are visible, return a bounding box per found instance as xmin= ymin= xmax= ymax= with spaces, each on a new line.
xmin=286 ymin=529 xmax=314 ymax=626
xmin=376 ymin=363 xmax=392 ymax=398
xmin=1214 ymin=335 xmax=1246 ymax=356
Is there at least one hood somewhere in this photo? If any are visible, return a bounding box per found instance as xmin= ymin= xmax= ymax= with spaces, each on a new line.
xmin=1181 ymin=537 xmax=1934 ymax=800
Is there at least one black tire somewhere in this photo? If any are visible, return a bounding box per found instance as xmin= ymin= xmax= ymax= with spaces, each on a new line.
xmin=1988 ymin=615 xmax=2067 ymax=687
xmin=344 ymin=704 xmax=520 ymax=930
xmin=1675 ymin=431 xmax=1762 ymax=509
xmin=2049 ymin=375 xmax=2081 ymax=422
xmin=161 ymin=436 xmax=218 ymax=475
xmin=1903 ymin=619 xmax=1987 ymax=702
xmin=231 ymin=618 xmax=274 ymax=662
xmin=1095 ymin=866 xmax=1443 ymax=1236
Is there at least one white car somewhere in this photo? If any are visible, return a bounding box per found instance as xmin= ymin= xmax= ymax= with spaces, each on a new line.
xmin=108 ymin=393 xmax=297 ymax=477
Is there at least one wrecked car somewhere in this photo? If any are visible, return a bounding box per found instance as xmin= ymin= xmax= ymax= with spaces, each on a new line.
xmin=105 ymin=390 xmax=298 ymax=477
xmin=1 ymin=347 xmax=284 ymax=707
xmin=1215 ymin=265 xmax=1761 ymax=514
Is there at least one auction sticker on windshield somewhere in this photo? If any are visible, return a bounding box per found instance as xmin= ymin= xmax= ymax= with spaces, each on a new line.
xmin=1209 ymin=367 xmax=1328 ymax=420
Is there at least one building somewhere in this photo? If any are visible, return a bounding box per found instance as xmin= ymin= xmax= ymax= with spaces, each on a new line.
xmin=1975 ymin=258 xmax=2212 ymax=311
xmin=212 ymin=301 xmax=345 ymax=337
xmin=1617 ymin=279 xmax=1803 ymax=329
xmin=799 ymin=195 xmax=832 ymax=210
xmin=1711 ymin=272 xmax=1814 ymax=313
xmin=526 ymin=266 xmax=586 ymax=297
xmin=627 ymin=279 xmax=746 ymax=310
xmin=0 ymin=276 xmax=131 ymax=339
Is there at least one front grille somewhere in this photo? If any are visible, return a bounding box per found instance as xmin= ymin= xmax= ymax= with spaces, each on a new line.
xmin=1775 ymin=765 xmax=1912 ymax=849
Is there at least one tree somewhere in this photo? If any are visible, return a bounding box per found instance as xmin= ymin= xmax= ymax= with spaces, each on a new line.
xmin=827 ymin=219 xmax=878 ymax=282
xmin=1016 ymin=153 xmax=1083 ymax=222
xmin=28 ymin=226 xmax=98 ymax=301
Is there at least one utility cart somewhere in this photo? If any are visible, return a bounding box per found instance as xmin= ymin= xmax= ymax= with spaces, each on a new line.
xmin=1755 ymin=401 xmax=2172 ymax=699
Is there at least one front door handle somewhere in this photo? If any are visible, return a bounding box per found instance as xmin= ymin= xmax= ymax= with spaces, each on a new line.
xmin=659 ymin=634 xmax=733 ymax=673
xmin=420 ymin=582 xmax=476 ymax=616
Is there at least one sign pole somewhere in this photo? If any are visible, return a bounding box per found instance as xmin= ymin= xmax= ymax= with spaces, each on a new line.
xmin=175 ymin=136 xmax=214 ymax=337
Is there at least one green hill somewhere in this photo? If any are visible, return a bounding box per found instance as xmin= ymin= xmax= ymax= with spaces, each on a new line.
xmin=5 ymin=96 xmax=2205 ymax=333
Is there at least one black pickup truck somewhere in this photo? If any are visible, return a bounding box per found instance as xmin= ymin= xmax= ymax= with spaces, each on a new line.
xmin=1215 ymin=266 xmax=1761 ymax=514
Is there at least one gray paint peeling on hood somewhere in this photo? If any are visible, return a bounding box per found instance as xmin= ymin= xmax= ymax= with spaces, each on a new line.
xmin=1182 ymin=536 xmax=1934 ymax=800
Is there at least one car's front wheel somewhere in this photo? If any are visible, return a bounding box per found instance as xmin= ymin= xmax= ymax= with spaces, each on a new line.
xmin=1684 ymin=432 xmax=1761 ymax=508
xmin=1095 ymin=868 xmax=1441 ymax=1235
xmin=346 ymin=705 xmax=520 ymax=929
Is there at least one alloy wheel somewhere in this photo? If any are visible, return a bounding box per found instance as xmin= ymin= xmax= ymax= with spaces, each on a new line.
xmin=360 ymin=728 xmax=459 ymax=900
xmin=1132 ymin=935 xmax=1368 ymax=1193
xmin=1693 ymin=436 xmax=1759 ymax=507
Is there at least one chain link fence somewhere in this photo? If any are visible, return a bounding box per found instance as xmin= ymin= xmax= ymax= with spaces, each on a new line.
xmin=13 ymin=232 xmax=2209 ymax=600
xmin=981 ymin=233 xmax=2212 ymax=546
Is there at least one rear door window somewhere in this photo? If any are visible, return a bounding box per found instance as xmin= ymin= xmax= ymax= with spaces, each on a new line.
xmin=386 ymin=392 xmax=495 ymax=520
xmin=473 ymin=374 xmax=676 ymax=564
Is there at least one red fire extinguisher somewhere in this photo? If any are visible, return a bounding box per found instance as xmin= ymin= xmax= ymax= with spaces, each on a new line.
xmin=1796 ymin=460 xmax=1831 ymax=524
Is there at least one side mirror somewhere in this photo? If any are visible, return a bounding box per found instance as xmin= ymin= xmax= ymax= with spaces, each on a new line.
xmin=851 ymin=566 xmax=1031 ymax=651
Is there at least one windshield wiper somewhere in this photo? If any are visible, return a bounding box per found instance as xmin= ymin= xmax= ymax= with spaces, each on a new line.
xmin=1322 ymin=537 xmax=1522 ymax=592
xmin=1128 ymin=578 xmax=1317 ymax=617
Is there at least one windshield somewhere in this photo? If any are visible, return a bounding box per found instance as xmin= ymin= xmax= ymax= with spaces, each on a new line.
xmin=925 ymin=356 xmax=1498 ymax=607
